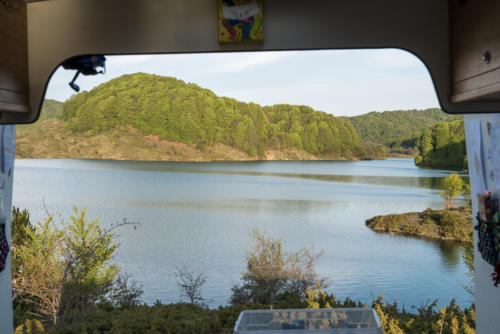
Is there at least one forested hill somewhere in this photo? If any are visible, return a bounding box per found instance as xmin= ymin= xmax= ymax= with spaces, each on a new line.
xmin=18 ymin=73 xmax=385 ymax=161
xmin=415 ymin=120 xmax=466 ymax=170
xmin=38 ymin=99 xmax=64 ymax=120
xmin=345 ymin=109 xmax=462 ymax=155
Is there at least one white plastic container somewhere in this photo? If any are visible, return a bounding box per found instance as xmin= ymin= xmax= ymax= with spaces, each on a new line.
xmin=234 ymin=308 xmax=383 ymax=334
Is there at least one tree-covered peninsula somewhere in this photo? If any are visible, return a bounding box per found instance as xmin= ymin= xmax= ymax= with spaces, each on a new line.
xmin=346 ymin=109 xmax=462 ymax=156
xmin=365 ymin=206 xmax=473 ymax=243
xmin=18 ymin=73 xmax=385 ymax=161
xmin=366 ymin=174 xmax=472 ymax=243
xmin=414 ymin=120 xmax=466 ymax=170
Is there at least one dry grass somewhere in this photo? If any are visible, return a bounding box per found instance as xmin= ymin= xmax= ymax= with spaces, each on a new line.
xmin=16 ymin=120 xmax=327 ymax=162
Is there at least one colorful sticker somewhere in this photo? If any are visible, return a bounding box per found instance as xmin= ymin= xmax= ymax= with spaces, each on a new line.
xmin=218 ymin=0 xmax=263 ymax=43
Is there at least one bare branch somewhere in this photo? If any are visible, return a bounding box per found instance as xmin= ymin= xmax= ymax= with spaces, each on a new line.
xmin=172 ymin=265 xmax=207 ymax=305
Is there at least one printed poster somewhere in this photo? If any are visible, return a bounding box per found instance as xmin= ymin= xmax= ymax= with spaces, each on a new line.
xmin=491 ymin=115 xmax=500 ymax=189
xmin=218 ymin=0 xmax=263 ymax=43
xmin=465 ymin=120 xmax=486 ymax=196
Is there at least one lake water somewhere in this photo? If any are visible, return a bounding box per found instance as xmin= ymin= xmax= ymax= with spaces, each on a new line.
xmin=12 ymin=158 xmax=472 ymax=309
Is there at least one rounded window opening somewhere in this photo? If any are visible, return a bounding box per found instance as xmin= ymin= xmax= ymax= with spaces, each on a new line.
xmin=13 ymin=49 xmax=471 ymax=330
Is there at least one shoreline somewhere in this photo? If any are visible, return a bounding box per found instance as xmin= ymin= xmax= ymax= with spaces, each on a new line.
xmin=368 ymin=226 xmax=472 ymax=243
xmin=14 ymin=156 xmax=387 ymax=163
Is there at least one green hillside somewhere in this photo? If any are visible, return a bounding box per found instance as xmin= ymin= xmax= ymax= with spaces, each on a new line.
xmin=38 ymin=99 xmax=64 ymax=120
xmin=18 ymin=73 xmax=385 ymax=161
xmin=415 ymin=120 xmax=466 ymax=170
xmin=57 ymin=72 xmax=383 ymax=160
xmin=346 ymin=109 xmax=462 ymax=155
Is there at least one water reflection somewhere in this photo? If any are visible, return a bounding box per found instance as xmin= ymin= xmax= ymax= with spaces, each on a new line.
xmin=24 ymin=159 xmax=468 ymax=191
xmin=103 ymin=167 xmax=468 ymax=190
xmin=368 ymin=230 xmax=464 ymax=270
xmin=437 ymin=241 xmax=462 ymax=268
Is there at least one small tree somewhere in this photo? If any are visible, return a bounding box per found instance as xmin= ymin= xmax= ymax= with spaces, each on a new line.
xmin=173 ymin=265 xmax=207 ymax=305
xmin=62 ymin=208 xmax=120 ymax=314
xmin=11 ymin=207 xmax=34 ymax=276
xmin=11 ymin=207 xmax=37 ymax=326
xmin=440 ymin=173 xmax=464 ymax=209
xmin=231 ymin=228 xmax=326 ymax=305
xmin=13 ymin=215 xmax=66 ymax=325
xmin=12 ymin=207 xmax=137 ymax=325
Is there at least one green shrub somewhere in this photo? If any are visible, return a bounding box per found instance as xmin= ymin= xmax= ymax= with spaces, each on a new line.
xmin=440 ymin=211 xmax=462 ymax=227
xmin=39 ymin=296 xmax=475 ymax=334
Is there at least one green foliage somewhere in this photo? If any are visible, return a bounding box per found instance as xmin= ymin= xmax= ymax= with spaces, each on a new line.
xmin=59 ymin=73 xmax=378 ymax=159
xmin=38 ymin=99 xmax=64 ymax=121
xmin=15 ymin=319 xmax=45 ymax=334
xmin=12 ymin=208 xmax=138 ymax=326
xmin=11 ymin=207 xmax=34 ymax=275
xmin=371 ymin=297 xmax=475 ymax=334
xmin=439 ymin=210 xmax=462 ymax=227
xmin=11 ymin=207 xmax=33 ymax=245
xmin=39 ymin=295 xmax=475 ymax=334
xmin=461 ymin=245 xmax=474 ymax=296
xmin=440 ymin=173 xmax=466 ymax=209
xmin=108 ymin=274 xmax=144 ymax=308
xmin=230 ymin=228 xmax=325 ymax=305
xmin=13 ymin=208 xmax=476 ymax=333
xmin=63 ymin=207 xmax=120 ymax=313
xmin=13 ymin=214 xmax=67 ymax=325
xmin=306 ymin=282 xmax=334 ymax=309
xmin=415 ymin=120 xmax=467 ymax=169
xmin=346 ymin=109 xmax=462 ymax=154
xmin=42 ymin=302 xmax=264 ymax=334
xmin=366 ymin=206 xmax=473 ymax=243
xmin=366 ymin=214 xmax=405 ymax=230
xmin=439 ymin=211 xmax=471 ymax=241
xmin=11 ymin=207 xmax=38 ymax=327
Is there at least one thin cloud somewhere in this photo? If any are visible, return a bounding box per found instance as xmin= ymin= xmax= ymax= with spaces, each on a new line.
xmin=208 ymin=52 xmax=291 ymax=74
xmin=45 ymin=49 xmax=439 ymax=115
xmin=220 ymin=76 xmax=438 ymax=116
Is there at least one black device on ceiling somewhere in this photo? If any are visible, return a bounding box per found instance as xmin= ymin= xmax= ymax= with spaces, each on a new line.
xmin=62 ymin=55 xmax=106 ymax=92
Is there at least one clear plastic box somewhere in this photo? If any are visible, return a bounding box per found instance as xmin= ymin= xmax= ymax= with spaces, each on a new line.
xmin=234 ymin=308 xmax=383 ymax=333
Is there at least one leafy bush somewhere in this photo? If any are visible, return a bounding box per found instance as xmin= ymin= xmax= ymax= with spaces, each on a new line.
xmin=230 ymin=228 xmax=326 ymax=305
xmin=366 ymin=214 xmax=404 ymax=230
xmin=34 ymin=295 xmax=475 ymax=334
xmin=12 ymin=207 xmax=141 ymax=326
xmin=366 ymin=207 xmax=473 ymax=243
xmin=439 ymin=210 xmax=462 ymax=227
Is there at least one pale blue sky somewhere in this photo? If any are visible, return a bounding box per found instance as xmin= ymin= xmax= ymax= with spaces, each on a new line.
xmin=45 ymin=49 xmax=440 ymax=117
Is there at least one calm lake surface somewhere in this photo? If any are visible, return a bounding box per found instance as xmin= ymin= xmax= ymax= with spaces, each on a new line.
xmin=13 ymin=158 xmax=471 ymax=309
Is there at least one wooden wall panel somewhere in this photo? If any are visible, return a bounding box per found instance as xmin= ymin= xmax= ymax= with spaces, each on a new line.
xmin=0 ymin=0 xmax=29 ymax=114
xmin=450 ymin=0 xmax=500 ymax=102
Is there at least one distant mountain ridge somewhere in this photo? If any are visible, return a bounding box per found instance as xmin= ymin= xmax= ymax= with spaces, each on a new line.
xmin=345 ymin=109 xmax=462 ymax=155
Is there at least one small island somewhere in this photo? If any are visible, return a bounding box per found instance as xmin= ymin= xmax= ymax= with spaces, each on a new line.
xmin=365 ymin=206 xmax=473 ymax=243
